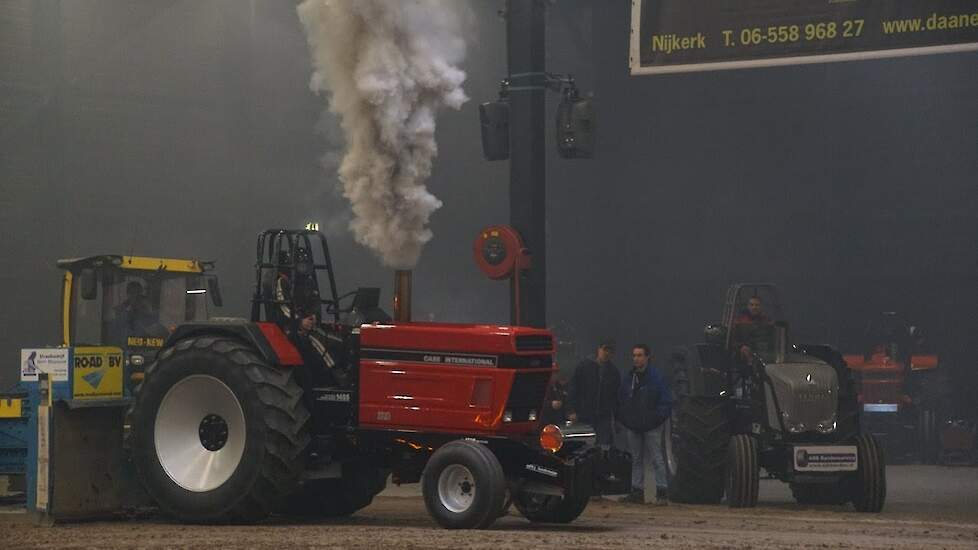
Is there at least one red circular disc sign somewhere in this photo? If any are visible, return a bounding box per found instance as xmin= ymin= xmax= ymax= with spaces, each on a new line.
xmin=473 ymin=225 xmax=524 ymax=280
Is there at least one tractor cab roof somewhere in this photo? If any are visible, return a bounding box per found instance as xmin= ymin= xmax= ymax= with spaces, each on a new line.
xmin=57 ymin=255 xmax=213 ymax=274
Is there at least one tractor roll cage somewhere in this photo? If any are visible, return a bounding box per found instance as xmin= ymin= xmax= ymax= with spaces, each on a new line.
xmin=251 ymin=229 xmax=341 ymax=325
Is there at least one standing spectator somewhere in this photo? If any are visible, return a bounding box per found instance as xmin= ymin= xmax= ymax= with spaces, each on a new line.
xmin=566 ymin=341 xmax=621 ymax=446
xmin=618 ymin=344 xmax=672 ymax=504
xmin=540 ymin=377 xmax=568 ymax=426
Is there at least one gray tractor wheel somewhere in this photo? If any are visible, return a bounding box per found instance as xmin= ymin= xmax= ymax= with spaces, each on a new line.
xmin=666 ymin=396 xmax=730 ymax=504
xmin=726 ymin=434 xmax=759 ymax=508
xmin=850 ymin=433 xmax=886 ymax=512
xmin=128 ymin=337 xmax=310 ymax=523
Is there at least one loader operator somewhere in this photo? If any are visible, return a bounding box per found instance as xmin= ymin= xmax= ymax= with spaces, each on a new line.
xmin=732 ymin=296 xmax=774 ymax=362
xmin=275 ymin=248 xmax=347 ymax=387
xmin=110 ymin=280 xmax=162 ymax=345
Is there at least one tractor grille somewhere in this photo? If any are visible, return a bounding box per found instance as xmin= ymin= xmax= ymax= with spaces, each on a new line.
xmin=501 ymin=354 xmax=553 ymax=369
xmin=515 ymin=334 xmax=553 ymax=352
xmin=505 ymin=372 xmax=551 ymax=422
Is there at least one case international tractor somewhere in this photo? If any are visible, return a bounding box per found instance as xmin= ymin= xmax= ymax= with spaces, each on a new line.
xmin=666 ymin=284 xmax=886 ymax=511
xmin=843 ymin=312 xmax=945 ymax=463
xmin=126 ymin=229 xmax=629 ymax=528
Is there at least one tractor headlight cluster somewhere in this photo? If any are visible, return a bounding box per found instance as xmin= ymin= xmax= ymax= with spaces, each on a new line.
xmin=527 ymin=409 xmax=537 ymax=422
xmin=782 ymin=411 xmax=807 ymax=433
xmin=816 ymin=421 xmax=837 ymax=434
xmin=539 ymin=424 xmax=563 ymax=453
xmin=503 ymin=410 xmax=513 ymax=423
xmin=816 ymin=415 xmax=838 ymax=434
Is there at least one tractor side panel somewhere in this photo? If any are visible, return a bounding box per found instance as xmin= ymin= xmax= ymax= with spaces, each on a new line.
xmin=358 ymin=360 xmax=516 ymax=432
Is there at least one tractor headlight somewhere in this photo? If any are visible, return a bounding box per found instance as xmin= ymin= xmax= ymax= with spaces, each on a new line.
xmin=503 ymin=410 xmax=513 ymax=423
xmin=527 ymin=409 xmax=537 ymax=422
xmin=129 ymin=355 xmax=145 ymax=367
xmin=539 ymin=424 xmax=564 ymax=453
xmin=816 ymin=420 xmax=837 ymax=434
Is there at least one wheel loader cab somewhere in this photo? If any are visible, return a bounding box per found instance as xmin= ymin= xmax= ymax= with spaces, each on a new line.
xmin=59 ymin=255 xmax=218 ymax=386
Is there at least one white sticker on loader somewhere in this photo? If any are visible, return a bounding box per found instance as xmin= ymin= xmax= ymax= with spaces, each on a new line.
xmin=20 ymin=348 xmax=69 ymax=382
xmin=793 ymin=445 xmax=857 ymax=472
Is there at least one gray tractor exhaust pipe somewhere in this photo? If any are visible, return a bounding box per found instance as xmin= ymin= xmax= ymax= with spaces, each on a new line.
xmin=775 ymin=322 xmax=788 ymax=364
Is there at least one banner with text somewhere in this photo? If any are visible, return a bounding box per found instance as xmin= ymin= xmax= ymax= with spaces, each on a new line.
xmin=630 ymin=0 xmax=978 ymax=75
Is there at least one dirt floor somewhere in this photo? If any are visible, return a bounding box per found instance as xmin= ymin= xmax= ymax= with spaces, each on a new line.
xmin=2 ymin=465 xmax=976 ymax=549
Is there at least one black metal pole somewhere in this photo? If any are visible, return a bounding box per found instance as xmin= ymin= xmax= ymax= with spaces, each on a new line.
xmin=506 ymin=0 xmax=547 ymax=328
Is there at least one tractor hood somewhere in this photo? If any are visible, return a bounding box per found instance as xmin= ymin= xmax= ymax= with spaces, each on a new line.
xmin=763 ymin=355 xmax=839 ymax=435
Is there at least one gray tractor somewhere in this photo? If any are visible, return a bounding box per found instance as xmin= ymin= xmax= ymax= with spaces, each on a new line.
xmin=665 ymin=283 xmax=886 ymax=511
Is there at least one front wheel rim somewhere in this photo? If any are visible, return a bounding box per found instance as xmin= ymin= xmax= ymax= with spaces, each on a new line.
xmin=154 ymin=374 xmax=246 ymax=492
xmin=438 ymin=464 xmax=476 ymax=513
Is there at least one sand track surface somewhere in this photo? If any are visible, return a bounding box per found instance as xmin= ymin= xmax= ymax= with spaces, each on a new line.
xmin=2 ymin=466 xmax=975 ymax=549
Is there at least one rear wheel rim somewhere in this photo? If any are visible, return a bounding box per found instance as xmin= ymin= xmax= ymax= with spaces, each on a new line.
xmin=154 ymin=374 xmax=246 ymax=492
xmin=438 ymin=464 xmax=476 ymax=513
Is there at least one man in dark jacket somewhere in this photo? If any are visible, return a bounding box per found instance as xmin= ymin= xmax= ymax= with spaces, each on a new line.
xmin=566 ymin=341 xmax=621 ymax=446
xmin=540 ymin=377 xmax=568 ymax=426
xmin=618 ymin=344 xmax=672 ymax=504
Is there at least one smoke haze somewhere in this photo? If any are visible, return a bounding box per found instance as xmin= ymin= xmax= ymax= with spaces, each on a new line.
xmin=297 ymin=0 xmax=469 ymax=269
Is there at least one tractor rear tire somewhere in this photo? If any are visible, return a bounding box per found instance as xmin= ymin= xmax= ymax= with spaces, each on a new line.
xmin=850 ymin=433 xmax=886 ymax=513
xmin=726 ymin=434 xmax=759 ymax=508
xmin=287 ymin=465 xmax=388 ymax=517
xmin=666 ymin=396 xmax=730 ymax=504
xmin=789 ymin=483 xmax=848 ymax=505
xmin=513 ymin=488 xmax=589 ymax=524
xmin=129 ymin=337 xmax=310 ymax=523
xmin=422 ymin=440 xmax=505 ymax=529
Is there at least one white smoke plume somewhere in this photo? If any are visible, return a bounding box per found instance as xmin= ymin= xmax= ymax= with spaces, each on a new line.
xmin=297 ymin=0 xmax=469 ymax=269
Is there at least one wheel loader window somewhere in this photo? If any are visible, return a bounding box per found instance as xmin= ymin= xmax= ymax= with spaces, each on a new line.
xmin=72 ymin=274 xmax=103 ymax=346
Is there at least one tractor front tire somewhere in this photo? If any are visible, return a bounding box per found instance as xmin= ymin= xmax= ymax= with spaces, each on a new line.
xmin=666 ymin=396 xmax=730 ymax=504
xmin=726 ymin=434 xmax=759 ymax=508
xmin=850 ymin=434 xmax=886 ymax=513
xmin=513 ymin=489 xmax=589 ymax=524
xmin=129 ymin=337 xmax=310 ymax=523
xmin=422 ymin=440 xmax=505 ymax=529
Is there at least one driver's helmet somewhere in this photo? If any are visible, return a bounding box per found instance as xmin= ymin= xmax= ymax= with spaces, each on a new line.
xmin=294 ymin=246 xmax=313 ymax=276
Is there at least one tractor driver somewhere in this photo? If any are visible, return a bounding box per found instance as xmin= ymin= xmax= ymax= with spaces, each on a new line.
xmin=731 ymin=296 xmax=774 ymax=362
xmin=294 ymin=308 xmax=348 ymax=387
xmin=275 ymin=247 xmax=319 ymax=324
xmin=274 ymin=248 xmax=347 ymax=387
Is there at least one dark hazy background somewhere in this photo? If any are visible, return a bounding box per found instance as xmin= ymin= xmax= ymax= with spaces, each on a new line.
xmin=1 ymin=1 xmax=975 ymax=413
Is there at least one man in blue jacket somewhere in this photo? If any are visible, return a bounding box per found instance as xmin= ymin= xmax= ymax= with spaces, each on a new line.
xmin=618 ymin=344 xmax=672 ymax=504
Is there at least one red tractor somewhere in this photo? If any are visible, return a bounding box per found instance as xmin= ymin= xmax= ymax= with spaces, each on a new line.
xmin=844 ymin=312 xmax=945 ymax=463
xmin=127 ymin=229 xmax=629 ymax=528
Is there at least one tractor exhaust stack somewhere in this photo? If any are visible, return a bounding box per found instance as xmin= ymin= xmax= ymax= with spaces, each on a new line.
xmin=393 ymin=270 xmax=412 ymax=322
